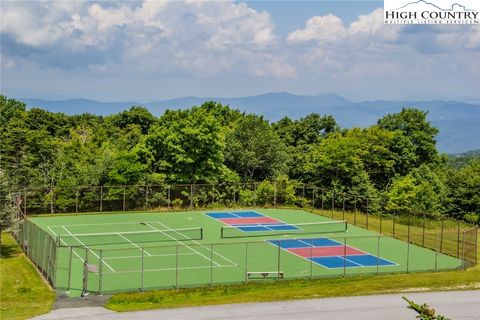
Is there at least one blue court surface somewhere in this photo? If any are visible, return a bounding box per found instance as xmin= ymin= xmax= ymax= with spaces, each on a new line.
xmin=205 ymin=211 xmax=300 ymax=232
xmin=268 ymin=238 xmax=397 ymax=269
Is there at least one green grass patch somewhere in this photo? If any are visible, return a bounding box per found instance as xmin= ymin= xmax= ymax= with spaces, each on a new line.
xmin=0 ymin=232 xmax=55 ymax=320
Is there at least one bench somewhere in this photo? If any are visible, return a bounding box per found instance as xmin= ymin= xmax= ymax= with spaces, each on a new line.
xmin=246 ymin=271 xmax=284 ymax=279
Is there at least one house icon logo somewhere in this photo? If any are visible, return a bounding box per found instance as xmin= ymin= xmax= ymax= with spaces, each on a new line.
xmin=384 ymin=0 xmax=480 ymax=24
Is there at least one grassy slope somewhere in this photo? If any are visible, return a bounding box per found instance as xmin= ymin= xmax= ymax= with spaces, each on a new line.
xmin=106 ymin=208 xmax=479 ymax=312
xmin=0 ymin=233 xmax=55 ymax=320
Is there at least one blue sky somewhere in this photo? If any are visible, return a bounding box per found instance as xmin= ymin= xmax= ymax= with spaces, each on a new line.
xmin=1 ymin=0 xmax=479 ymax=102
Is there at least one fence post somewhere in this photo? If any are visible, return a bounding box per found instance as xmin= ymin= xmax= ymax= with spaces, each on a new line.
xmin=50 ymin=188 xmax=54 ymax=214
xmin=434 ymin=232 xmax=439 ymax=272
xmin=309 ymin=239 xmax=313 ymax=280
xmin=123 ymin=186 xmax=126 ymax=211
xmin=343 ymin=237 xmax=347 ymax=277
xmin=422 ymin=213 xmax=426 ymax=246
xmin=366 ymin=198 xmax=369 ymax=230
xmin=273 ymin=181 xmax=277 ymax=207
xmin=75 ymin=189 xmax=79 ymax=214
xmin=342 ymin=195 xmax=345 ymax=221
xmin=376 ymin=236 xmax=381 ymax=275
xmin=141 ymin=248 xmax=145 ymax=292
xmin=23 ymin=188 xmax=27 ymax=216
xmin=99 ymin=250 xmax=103 ymax=295
xmin=175 ymin=245 xmax=179 ymax=290
xmin=354 ymin=196 xmax=357 ymax=226
xmin=406 ymin=226 xmax=411 ymax=273
xmin=321 ymin=190 xmax=324 ymax=211
xmin=168 ymin=186 xmax=171 ymax=209
xmin=100 ymin=186 xmax=103 ymax=213
xmin=331 ymin=190 xmax=335 ymax=219
xmin=145 ymin=185 xmax=149 ymax=211
xmin=253 ymin=182 xmax=257 ymax=207
xmin=277 ymin=241 xmax=281 ymax=280
xmin=210 ymin=243 xmax=214 ymax=286
xmin=393 ymin=213 xmax=396 ymax=238
xmin=244 ymin=243 xmax=248 ymax=283
xmin=457 ymin=221 xmax=461 ymax=258
xmin=67 ymin=247 xmax=73 ymax=292
xmin=462 ymin=231 xmax=466 ymax=270
xmin=82 ymin=249 xmax=89 ymax=295
xmin=190 ymin=184 xmax=194 ymax=209
xmin=440 ymin=220 xmax=444 ymax=253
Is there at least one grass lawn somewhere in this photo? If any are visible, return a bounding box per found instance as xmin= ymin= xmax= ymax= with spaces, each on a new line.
xmin=0 ymin=232 xmax=55 ymax=320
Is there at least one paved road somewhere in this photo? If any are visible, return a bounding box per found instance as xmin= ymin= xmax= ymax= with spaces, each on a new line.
xmin=32 ymin=290 xmax=480 ymax=320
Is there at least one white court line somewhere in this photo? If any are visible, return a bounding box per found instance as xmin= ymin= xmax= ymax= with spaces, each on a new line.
xmin=48 ymin=226 xmax=85 ymax=262
xmin=117 ymin=234 xmax=152 ymax=256
xmin=103 ymin=252 xmax=199 ymax=260
xmin=144 ymin=222 xmax=221 ymax=267
xmin=62 ymin=226 xmax=115 ymax=272
xmin=152 ymin=221 xmax=238 ymax=266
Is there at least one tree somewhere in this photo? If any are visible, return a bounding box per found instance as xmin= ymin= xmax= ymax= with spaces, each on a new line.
xmin=378 ymin=108 xmax=439 ymax=166
xmin=446 ymin=159 xmax=480 ymax=223
xmin=146 ymin=108 xmax=227 ymax=183
xmin=386 ymin=165 xmax=446 ymax=218
xmin=225 ymin=114 xmax=287 ymax=180
xmin=109 ymin=106 xmax=156 ymax=134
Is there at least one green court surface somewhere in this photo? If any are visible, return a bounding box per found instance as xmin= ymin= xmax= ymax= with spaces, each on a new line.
xmin=27 ymin=209 xmax=463 ymax=296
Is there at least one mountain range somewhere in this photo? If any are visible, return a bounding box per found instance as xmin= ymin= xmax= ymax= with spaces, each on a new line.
xmin=20 ymin=93 xmax=480 ymax=154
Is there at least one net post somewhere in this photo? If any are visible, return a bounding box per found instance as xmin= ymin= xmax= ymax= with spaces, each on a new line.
xmin=244 ymin=242 xmax=248 ymax=283
xmin=210 ymin=243 xmax=214 ymax=287
xmin=100 ymin=186 xmax=103 ymax=213
xmin=141 ymin=248 xmax=145 ymax=292
xmin=200 ymin=227 xmax=204 ymax=240
xmin=99 ymin=249 xmax=103 ymax=295
xmin=175 ymin=245 xmax=179 ymax=290
xmin=67 ymin=247 xmax=73 ymax=292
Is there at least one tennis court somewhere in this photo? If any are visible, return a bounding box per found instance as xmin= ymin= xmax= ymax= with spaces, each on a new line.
xmin=20 ymin=209 xmax=464 ymax=296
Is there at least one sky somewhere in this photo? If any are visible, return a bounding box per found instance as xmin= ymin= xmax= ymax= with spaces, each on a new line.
xmin=1 ymin=0 xmax=479 ymax=102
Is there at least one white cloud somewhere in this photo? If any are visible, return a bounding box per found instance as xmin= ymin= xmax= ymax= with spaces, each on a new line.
xmin=0 ymin=0 xmax=293 ymax=78
xmin=287 ymin=15 xmax=347 ymax=44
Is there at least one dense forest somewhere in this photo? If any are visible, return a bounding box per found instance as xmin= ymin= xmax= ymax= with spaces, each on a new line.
xmin=0 ymin=95 xmax=479 ymax=224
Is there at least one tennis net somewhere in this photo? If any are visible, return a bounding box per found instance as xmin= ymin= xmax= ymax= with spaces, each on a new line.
xmin=220 ymin=220 xmax=347 ymax=238
xmin=57 ymin=227 xmax=203 ymax=247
